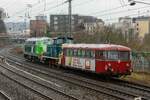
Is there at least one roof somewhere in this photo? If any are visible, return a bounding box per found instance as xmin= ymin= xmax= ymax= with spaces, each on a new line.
xmin=53 ymin=36 xmax=73 ymax=40
xmin=26 ymin=37 xmax=52 ymax=42
xmin=133 ymin=16 xmax=150 ymax=22
xmin=62 ymin=44 xmax=131 ymax=51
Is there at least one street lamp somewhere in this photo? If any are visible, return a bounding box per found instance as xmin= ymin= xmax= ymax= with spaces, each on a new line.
xmin=128 ymin=0 xmax=150 ymax=6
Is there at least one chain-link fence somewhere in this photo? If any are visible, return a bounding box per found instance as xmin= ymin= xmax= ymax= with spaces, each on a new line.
xmin=132 ymin=52 xmax=150 ymax=73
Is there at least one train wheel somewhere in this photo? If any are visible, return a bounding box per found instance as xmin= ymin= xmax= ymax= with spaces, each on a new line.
xmin=49 ymin=60 xmax=53 ymax=68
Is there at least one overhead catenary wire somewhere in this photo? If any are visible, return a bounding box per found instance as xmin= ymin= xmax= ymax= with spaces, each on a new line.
xmin=7 ymin=0 xmax=68 ymax=19
xmin=86 ymin=4 xmax=128 ymax=15
xmin=5 ymin=0 xmax=150 ymax=24
xmin=104 ymin=10 xmax=149 ymax=22
xmin=73 ymin=0 xmax=94 ymax=7
xmin=95 ymin=5 xmax=150 ymax=17
xmin=30 ymin=0 xmax=68 ymax=17
xmin=3 ymin=0 xmax=129 ymax=19
xmin=11 ymin=0 xmax=56 ymax=16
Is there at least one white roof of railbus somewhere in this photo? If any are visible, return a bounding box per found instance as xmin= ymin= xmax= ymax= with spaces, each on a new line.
xmin=62 ymin=44 xmax=131 ymax=51
xmin=26 ymin=37 xmax=52 ymax=41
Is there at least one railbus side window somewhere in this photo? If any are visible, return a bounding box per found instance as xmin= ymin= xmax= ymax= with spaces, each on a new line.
xmin=77 ymin=49 xmax=82 ymax=57
xmin=70 ymin=49 xmax=73 ymax=57
xmin=91 ymin=50 xmax=95 ymax=58
xmin=73 ymin=49 xmax=77 ymax=57
xmin=85 ymin=50 xmax=91 ymax=58
xmin=82 ymin=49 xmax=85 ymax=58
xmin=69 ymin=49 xmax=72 ymax=57
xmin=66 ymin=49 xmax=69 ymax=56
xmin=96 ymin=51 xmax=106 ymax=60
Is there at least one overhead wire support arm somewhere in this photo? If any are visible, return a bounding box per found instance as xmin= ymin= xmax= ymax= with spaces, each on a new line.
xmin=129 ymin=0 xmax=150 ymax=6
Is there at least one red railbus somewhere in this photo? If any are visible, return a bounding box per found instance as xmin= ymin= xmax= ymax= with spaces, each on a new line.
xmin=60 ymin=44 xmax=132 ymax=76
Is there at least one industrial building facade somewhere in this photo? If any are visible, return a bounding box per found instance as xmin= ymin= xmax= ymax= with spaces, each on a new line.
xmin=50 ymin=14 xmax=103 ymax=33
xmin=133 ymin=17 xmax=150 ymax=38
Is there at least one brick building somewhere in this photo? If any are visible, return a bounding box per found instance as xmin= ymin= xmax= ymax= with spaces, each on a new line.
xmin=30 ymin=20 xmax=48 ymax=37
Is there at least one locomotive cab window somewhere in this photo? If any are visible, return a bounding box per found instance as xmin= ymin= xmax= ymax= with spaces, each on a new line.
xmin=65 ymin=39 xmax=73 ymax=44
xmin=63 ymin=49 xmax=66 ymax=56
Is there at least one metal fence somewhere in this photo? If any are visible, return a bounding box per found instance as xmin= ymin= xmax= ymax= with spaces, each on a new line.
xmin=132 ymin=52 xmax=150 ymax=73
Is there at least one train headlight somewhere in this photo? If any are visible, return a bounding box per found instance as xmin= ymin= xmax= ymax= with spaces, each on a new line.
xmin=105 ymin=65 xmax=108 ymax=70
xmin=130 ymin=69 xmax=133 ymax=72
xmin=118 ymin=60 xmax=121 ymax=63
xmin=126 ymin=63 xmax=129 ymax=67
xmin=108 ymin=63 xmax=111 ymax=66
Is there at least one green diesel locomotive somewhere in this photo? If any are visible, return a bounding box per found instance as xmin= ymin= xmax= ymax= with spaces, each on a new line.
xmin=24 ymin=36 xmax=73 ymax=64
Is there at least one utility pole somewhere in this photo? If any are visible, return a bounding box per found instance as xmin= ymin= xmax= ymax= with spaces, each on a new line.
xmin=68 ymin=0 xmax=72 ymax=37
xmin=44 ymin=0 xmax=46 ymax=12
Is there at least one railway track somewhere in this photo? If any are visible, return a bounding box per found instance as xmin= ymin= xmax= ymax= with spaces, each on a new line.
xmin=0 ymin=61 xmax=78 ymax=100
xmin=112 ymin=78 xmax=150 ymax=97
xmin=3 ymin=54 xmax=149 ymax=100
xmin=0 ymin=91 xmax=11 ymax=100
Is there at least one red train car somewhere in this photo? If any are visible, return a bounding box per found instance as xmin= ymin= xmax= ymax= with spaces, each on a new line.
xmin=60 ymin=44 xmax=132 ymax=77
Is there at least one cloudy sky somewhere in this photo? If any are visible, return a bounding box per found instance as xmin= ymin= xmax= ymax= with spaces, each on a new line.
xmin=1 ymin=0 xmax=150 ymax=23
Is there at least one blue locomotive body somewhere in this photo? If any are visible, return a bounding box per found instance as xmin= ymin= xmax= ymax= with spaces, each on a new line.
xmin=41 ymin=36 xmax=73 ymax=64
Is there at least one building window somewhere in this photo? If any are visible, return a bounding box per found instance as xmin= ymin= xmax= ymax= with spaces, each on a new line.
xmin=54 ymin=16 xmax=58 ymax=20
xmin=54 ymin=26 xmax=58 ymax=31
xmin=72 ymin=26 xmax=74 ymax=30
xmin=72 ymin=16 xmax=74 ymax=20
xmin=65 ymin=16 xmax=68 ymax=19
xmin=66 ymin=20 xmax=68 ymax=23
xmin=72 ymin=21 xmax=74 ymax=24
xmin=54 ymin=21 xmax=58 ymax=24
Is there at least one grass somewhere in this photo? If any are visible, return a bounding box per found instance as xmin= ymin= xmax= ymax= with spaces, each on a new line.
xmin=123 ymin=72 xmax=150 ymax=85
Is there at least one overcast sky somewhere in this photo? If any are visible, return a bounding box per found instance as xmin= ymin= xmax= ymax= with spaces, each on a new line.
xmin=1 ymin=0 xmax=150 ymax=23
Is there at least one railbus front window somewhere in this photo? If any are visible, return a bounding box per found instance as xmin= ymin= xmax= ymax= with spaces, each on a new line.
xmin=66 ymin=39 xmax=73 ymax=44
xmin=96 ymin=51 xmax=106 ymax=60
xmin=107 ymin=51 xmax=118 ymax=60
xmin=119 ymin=51 xmax=130 ymax=61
